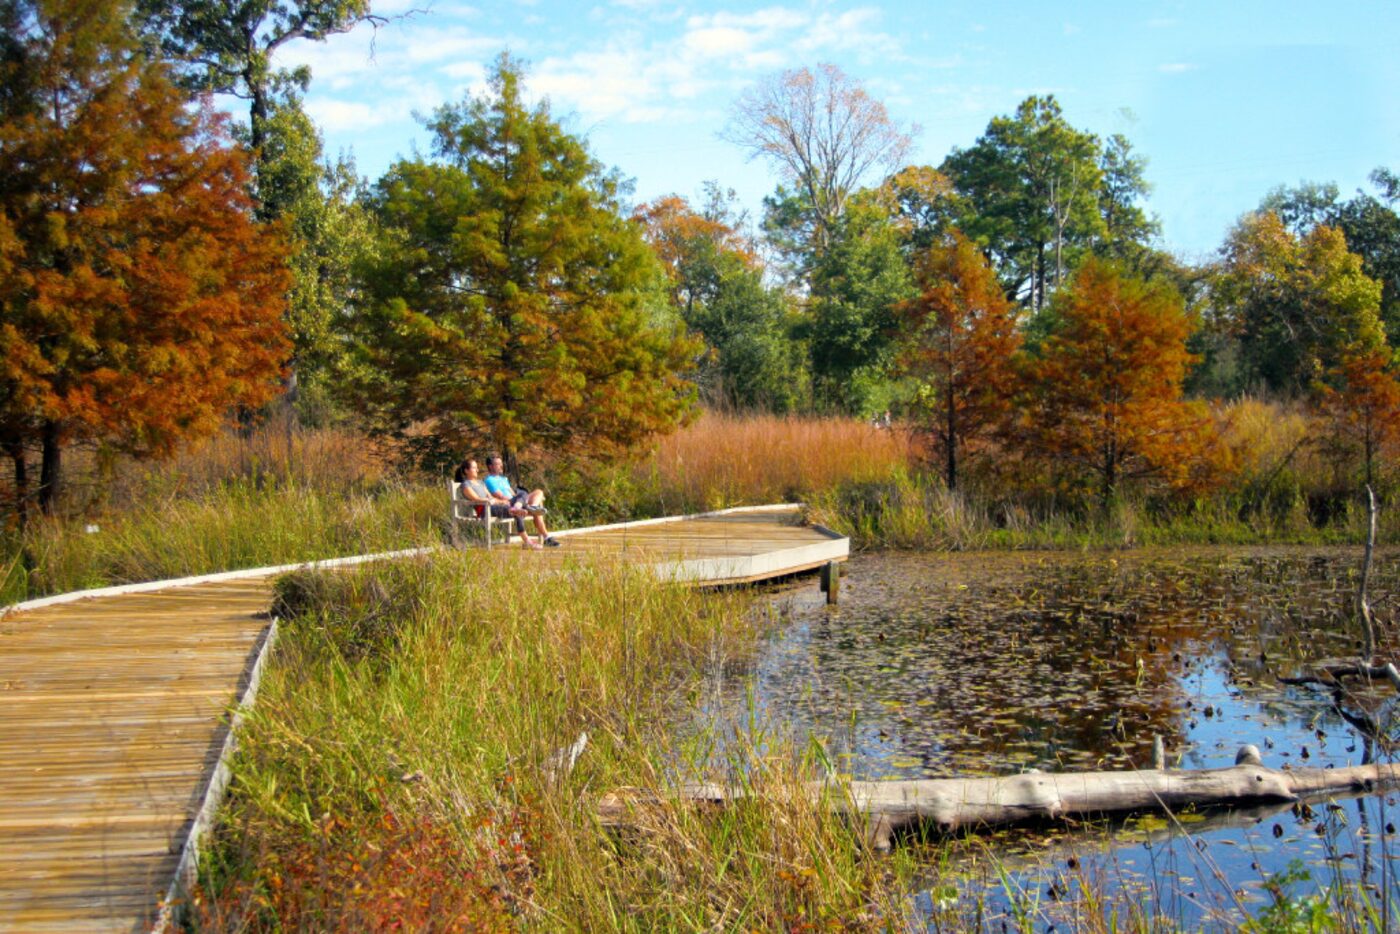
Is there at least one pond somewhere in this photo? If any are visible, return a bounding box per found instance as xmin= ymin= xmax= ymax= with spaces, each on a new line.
xmin=685 ymin=547 xmax=1400 ymax=929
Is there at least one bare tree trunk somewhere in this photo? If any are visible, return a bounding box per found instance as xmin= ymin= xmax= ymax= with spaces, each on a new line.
xmin=37 ymin=421 xmax=61 ymax=516
xmin=944 ymin=390 xmax=956 ymax=491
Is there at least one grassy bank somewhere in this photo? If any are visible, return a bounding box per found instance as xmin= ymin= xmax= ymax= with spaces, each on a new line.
xmin=190 ymin=554 xmax=908 ymax=929
xmin=806 ymin=469 xmax=1388 ymax=553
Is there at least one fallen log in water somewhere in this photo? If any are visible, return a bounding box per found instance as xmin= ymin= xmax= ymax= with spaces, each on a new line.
xmin=595 ymin=746 xmax=1400 ymax=851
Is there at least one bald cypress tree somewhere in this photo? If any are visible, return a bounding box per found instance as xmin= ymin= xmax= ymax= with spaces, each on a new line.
xmin=0 ymin=0 xmax=290 ymax=521
xmin=350 ymin=54 xmax=698 ymax=468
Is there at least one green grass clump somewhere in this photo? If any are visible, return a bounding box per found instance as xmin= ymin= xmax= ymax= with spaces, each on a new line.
xmin=192 ymin=552 xmax=908 ymax=930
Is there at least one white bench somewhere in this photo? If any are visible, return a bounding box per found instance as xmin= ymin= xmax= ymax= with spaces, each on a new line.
xmin=448 ymin=480 xmax=520 ymax=548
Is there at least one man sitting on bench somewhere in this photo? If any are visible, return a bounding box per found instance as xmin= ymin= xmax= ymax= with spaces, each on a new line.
xmin=454 ymin=458 xmax=539 ymax=548
xmin=485 ymin=454 xmax=560 ymax=547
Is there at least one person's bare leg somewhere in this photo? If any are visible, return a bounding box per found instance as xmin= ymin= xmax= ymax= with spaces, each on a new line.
xmin=532 ymin=514 xmax=549 ymax=537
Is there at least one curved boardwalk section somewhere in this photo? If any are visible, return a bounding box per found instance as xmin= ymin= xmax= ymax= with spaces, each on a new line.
xmin=0 ymin=505 xmax=846 ymax=931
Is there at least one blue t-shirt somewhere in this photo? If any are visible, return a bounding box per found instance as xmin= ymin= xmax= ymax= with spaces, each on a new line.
xmin=484 ymin=474 xmax=513 ymax=497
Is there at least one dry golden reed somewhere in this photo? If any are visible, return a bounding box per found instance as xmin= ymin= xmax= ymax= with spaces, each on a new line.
xmin=634 ymin=412 xmax=914 ymax=510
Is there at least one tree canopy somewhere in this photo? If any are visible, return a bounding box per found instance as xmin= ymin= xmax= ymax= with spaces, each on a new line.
xmin=726 ymin=63 xmax=914 ymax=260
xmin=635 ymin=193 xmax=804 ymax=411
xmin=940 ymin=96 xmax=1107 ymax=311
xmin=0 ymin=0 xmax=290 ymax=518
xmin=896 ymin=233 xmax=1022 ymax=490
xmin=347 ymin=55 xmax=698 ymax=468
xmin=1022 ymin=260 xmax=1216 ymax=505
xmin=134 ymin=0 xmax=387 ymax=159
xmin=1214 ymin=211 xmax=1384 ymax=396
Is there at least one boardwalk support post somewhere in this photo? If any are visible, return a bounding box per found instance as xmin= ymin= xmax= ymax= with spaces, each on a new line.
xmin=820 ymin=561 xmax=840 ymax=605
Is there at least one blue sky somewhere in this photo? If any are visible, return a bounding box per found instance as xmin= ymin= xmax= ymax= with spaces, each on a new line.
xmin=273 ymin=0 xmax=1400 ymax=260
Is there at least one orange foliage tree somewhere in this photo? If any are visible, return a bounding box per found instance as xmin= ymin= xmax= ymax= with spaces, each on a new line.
xmin=0 ymin=0 xmax=289 ymax=520
xmin=1023 ymin=259 xmax=1217 ymax=506
xmin=896 ymin=233 xmax=1021 ymax=490
xmin=1317 ymin=346 xmax=1400 ymax=488
xmin=632 ymin=193 xmax=758 ymax=314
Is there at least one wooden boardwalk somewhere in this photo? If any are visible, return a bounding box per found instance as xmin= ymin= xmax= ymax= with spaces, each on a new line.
xmin=0 ymin=506 xmax=845 ymax=931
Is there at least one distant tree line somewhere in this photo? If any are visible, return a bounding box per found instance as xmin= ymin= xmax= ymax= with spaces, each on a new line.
xmin=4 ymin=0 xmax=1400 ymax=523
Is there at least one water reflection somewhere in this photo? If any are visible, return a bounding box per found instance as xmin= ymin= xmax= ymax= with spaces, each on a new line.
xmin=685 ymin=547 xmax=1400 ymax=927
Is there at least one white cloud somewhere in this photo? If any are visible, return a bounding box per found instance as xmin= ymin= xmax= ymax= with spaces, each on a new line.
xmin=1158 ymin=62 xmax=1197 ymax=74
xmin=682 ymin=26 xmax=755 ymax=58
xmin=526 ymin=5 xmax=904 ymax=126
xmin=305 ymin=98 xmax=395 ymax=132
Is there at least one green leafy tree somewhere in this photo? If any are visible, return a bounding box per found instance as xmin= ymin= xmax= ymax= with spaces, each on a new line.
xmin=348 ymin=55 xmax=698 ymax=468
xmin=1215 ymin=211 xmax=1385 ymax=396
xmin=804 ymin=193 xmax=914 ymax=412
xmin=1096 ymin=133 xmax=1160 ymax=264
xmin=940 ymin=96 xmax=1106 ymax=311
xmin=875 ymin=164 xmax=954 ymax=256
xmin=635 ymin=194 xmax=805 ymax=411
xmin=134 ymin=0 xmax=390 ymax=161
xmin=1263 ymin=171 xmax=1400 ymax=345
xmin=257 ymin=97 xmax=376 ymax=420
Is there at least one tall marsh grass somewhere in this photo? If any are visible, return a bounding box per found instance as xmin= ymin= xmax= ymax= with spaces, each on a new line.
xmin=192 ymin=554 xmax=908 ymax=929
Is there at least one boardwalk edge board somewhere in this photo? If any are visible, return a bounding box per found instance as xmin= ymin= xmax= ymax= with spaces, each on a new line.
xmin=0 ymin=547 xmax=436 ymax=618
xmin=146 ymin=617 xmax=278 ymax=932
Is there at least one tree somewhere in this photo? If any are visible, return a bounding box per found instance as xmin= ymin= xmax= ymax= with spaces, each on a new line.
xmin=635 ymin=194 xmax=804 ymax=411
xmin=1214 ymin=211 xmax=1384 ymax=396
xmin=804 ymin=193 xmax=913 ymax=413
xmin=257 ymin=97 xmax=377 ymax=419
xmin=1316 ymin=346 xmax=1400 ymax=489
xmin=1023 ymin=260 xmax=1215 ymax=506
xmin=0 ymin=0 xmax=290 ymax=521
xmin=725 ymin=63 xmax=914 ymax=259
xmin=1096 ymin=133 xmax=1159 ymax=264
xmin=896 ymin=233 xmax=1022 ymax=490
xmin=134 ymin=0 xmax=391 ymax=163
xmin=1263 ymin=171 xmax=1400 ymax=345
xmin=940 ymin=96 xmax=1106 ymax=311
xmin=348 ymin=55 xmax=698 ymax=469
xmin=875 ymin=164 xmax=954 ymax=256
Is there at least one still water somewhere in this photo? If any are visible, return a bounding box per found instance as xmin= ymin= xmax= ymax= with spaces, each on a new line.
xmin=690 ymin=548 xmax=1400 ymax=929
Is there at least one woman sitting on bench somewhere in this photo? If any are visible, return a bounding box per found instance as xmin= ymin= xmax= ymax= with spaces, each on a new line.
xmin=453 ymin=458 xmax=540 ymax=549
